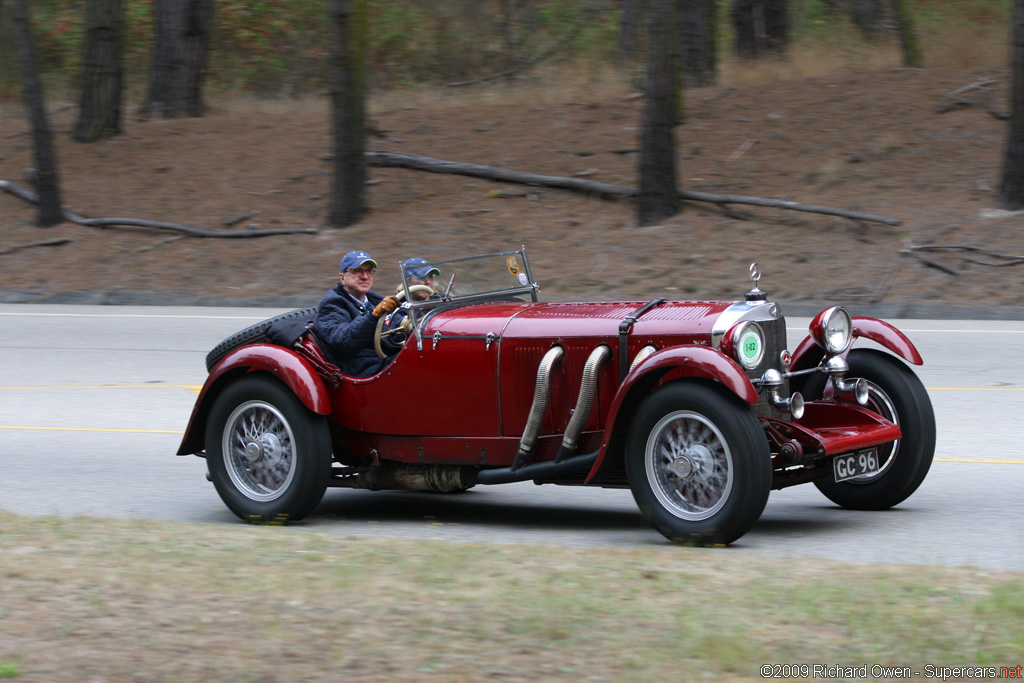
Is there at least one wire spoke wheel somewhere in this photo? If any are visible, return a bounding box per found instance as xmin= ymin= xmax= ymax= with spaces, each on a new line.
xmin=801 ymin=349 xmax=936 ymax=510
xmin=206 ymin=375 xmax=331 ymax=522
xmin=646 ymin=411 xmax=733 ymax=521
xmin=627 ymin=382 xmax=770 ymax=546
xmin=223 ymin=400 xmax=297 ymax=501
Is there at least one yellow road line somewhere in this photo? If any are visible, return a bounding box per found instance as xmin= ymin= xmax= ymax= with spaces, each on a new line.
xmin=0 ymin=426 xmax=183 ymax=434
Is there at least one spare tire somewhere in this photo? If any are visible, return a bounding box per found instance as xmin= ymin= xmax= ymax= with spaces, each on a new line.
xmin=205 ymin=306 xmax=318 ymax=371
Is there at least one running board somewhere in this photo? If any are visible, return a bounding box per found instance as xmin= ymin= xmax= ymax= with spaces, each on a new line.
xmin=471 ymin=450 xmax=599 ymax=486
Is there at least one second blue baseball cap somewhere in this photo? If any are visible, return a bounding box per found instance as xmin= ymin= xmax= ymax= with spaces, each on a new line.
xmin=403 ymin=257 xmax=440 ymax=279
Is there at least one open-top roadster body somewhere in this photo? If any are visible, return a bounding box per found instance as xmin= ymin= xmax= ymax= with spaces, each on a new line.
xmin=178 ymin=247 xmax=935 ymax=545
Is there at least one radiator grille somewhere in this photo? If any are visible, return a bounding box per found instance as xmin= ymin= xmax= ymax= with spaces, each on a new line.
xmin=747 ymin=316 xmax=791 ymax=419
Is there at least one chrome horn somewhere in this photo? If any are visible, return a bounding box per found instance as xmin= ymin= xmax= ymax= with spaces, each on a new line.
xmin=759 ymin=369 xmax=805 ymax=419
xmin=823 ymin=356 xmax=869 ymax=406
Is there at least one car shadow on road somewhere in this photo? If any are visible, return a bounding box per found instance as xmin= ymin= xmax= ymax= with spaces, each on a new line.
xmin=312 ymin=488 xmax=649 ymax=533
xmin=751 ymin=504 xmax=910 ymax=538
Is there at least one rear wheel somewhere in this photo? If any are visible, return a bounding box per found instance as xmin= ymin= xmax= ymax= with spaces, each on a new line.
xmin=626 ymin=382 xmax=771 ymax=546
xmin=804 ymin=349 xmax=935 ymax=510
xmin=205 ymin=374 xmax=332 ymax=522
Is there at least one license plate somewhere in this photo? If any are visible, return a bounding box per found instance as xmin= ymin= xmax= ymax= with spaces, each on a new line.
xmin=833 ymin=449 xmax=880 ymax=482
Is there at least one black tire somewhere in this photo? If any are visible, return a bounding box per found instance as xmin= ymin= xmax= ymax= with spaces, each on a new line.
xmin=626 ymin=381 xmax=772 ymax=546
xmin=205 ymin=374 xmax=332 ymax=522
xmin=205 ymin=306 xmax=317 ymax=371
xmin=803 ymin=349 xmax=936 ymax=510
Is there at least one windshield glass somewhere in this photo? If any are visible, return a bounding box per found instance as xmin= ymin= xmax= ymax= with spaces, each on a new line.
xmin=391 ymin=248 xmax=539 ymax=305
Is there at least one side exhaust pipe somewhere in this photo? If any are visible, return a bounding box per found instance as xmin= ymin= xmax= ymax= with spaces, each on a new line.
xmin=629 ymin=344 xmax=658 ymax=373
xmin=555 ymin=345 xmax=611 ymax=463
xmin=512 ymin=345 xmax=564 ymax=471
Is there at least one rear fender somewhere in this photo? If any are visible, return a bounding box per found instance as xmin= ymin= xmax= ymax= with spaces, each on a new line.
xmin=584 ymin=346 xmax=758 ymax=484
xmin=176 ymin=344 xmax=331 ymax=456
xmin=792 ymin=316 xmax=923 ymax=377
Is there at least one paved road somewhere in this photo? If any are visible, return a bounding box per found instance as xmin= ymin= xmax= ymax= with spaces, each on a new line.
xmin=1 ymin=304 xmax=1021 ymax=569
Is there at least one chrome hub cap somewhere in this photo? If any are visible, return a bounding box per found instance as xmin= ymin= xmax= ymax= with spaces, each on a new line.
xmin=671 ymin=455 xmax=694 ymax=478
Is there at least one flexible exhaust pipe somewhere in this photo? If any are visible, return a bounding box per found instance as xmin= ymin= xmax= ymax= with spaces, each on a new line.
xmin=555 ymin=345 xmax=611 ymax=463
xmin=512 ymin=345 xmax=564 ymax=471
xmin=629 ymin=344 xmax=658 ymax=373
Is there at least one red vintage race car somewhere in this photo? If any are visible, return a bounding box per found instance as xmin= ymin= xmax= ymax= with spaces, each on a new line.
xmin=178 ymin=247 xmax=935 ymax=545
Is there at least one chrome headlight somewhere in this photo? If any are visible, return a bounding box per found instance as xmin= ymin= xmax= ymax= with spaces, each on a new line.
xmin=811 ymin=306 xmax=853 ymax=355
xmin=722 ymin=321 xmax=765 ymax=370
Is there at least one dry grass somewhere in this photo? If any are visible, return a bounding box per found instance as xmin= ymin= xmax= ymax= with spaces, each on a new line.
xmin=1 ymin=513 xmax=1022 ymax=681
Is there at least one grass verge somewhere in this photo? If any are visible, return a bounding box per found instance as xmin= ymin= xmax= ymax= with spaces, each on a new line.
xmin=1 ymin=512 xmax=1022 ymax=681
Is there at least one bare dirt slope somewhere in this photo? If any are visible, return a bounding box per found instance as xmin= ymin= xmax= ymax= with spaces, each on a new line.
xmin=2 ymin=66 xmax=1023 ymax=317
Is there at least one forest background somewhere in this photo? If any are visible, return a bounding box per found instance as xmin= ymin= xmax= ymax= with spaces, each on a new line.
xmin=1 ymin=0 xmax=1022 ymax=315
xmin=0 ymin=0 xmax=1011 ymax=97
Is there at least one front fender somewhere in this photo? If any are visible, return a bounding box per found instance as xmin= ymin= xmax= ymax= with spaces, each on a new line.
xmin=584 ymin=345 xmax=758 ymax=483
xmin=176 ymin=344 xmax=331 ymax=456
xmin=792 ymin=316 xmax=923 ymax=374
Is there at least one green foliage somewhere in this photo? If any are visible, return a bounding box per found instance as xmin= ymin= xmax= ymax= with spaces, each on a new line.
xmin=0 ymin=659 xmax=20 ymax=678
xmin=2 ymin=0 xmax=619 ymax=98
xmin=0 ymin=0 xmax=1011 ymax=101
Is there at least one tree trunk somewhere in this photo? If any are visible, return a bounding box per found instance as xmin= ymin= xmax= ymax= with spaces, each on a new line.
xmin=682 ymin=0 xmax=717 ymax=88
xmin=74 ymin=0 xmax=125 ymax=142
xmin=617 ymin=0 xmax=642 ymax=65
xmin=889 ymin=0 xmax=922 ymax=68
xmin=638 ymin=0 xmax=680 ymax=227
xmin=328 ymin=0 xmax=369 ymax=227
xmin=732 ymin=0 xmax=788 ymax=58
xmin=10 ymin=0 xmax=63 ymax=226
xmin=140 ymin=0 xmax=214 ymax=119
xmin=1000 ymin=0 xmax=1024 ymax=210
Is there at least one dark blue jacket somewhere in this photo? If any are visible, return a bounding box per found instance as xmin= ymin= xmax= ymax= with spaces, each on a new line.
xmin=314 ymin=286 xmax=397 ymax=378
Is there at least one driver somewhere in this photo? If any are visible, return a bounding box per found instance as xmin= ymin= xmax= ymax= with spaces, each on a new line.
xmin=314 ymin=250 xmax=401 ymax=378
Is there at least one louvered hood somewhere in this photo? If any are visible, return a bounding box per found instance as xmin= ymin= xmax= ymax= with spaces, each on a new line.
xmin=424 ymin=300 xmax=735 ymax=342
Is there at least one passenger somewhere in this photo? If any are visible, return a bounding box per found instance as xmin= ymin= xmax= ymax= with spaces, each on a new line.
xmin=398 ymin=256 xmax=441 ymax=301
xmin=314 ymin=250 xmax=401 ymax=378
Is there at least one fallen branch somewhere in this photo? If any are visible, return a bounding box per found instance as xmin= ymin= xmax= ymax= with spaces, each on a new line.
xmin=366 ymin=151 xmax=903 ymax=226
xmin=900 ymin=249 xmax=960 ymax=275
xmin=903 ymin=244 xmax=1024 ymax=267
xmin=0 ymin=179 xmax=37 ymax=202
xmin=1 ymin=180 xmax=318 ymax=238
xmin=947 ymin=78 xmax=998 ymax=97
xmin=66 ymin=213 xmax=317 ymax=238
xmin=680 ymin=189 xmax=902 ymax=226
xmin=937 ymin=79 xmax=1008 ymax=120
xmin=936 ymin=98 xmax=1008 ymax=120
xmin=0 ymin=237 xmax=71 ymax=256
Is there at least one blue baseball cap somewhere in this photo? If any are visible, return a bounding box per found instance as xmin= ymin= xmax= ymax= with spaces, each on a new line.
xmin=403 ymin=257 xmax=440 ymax=279
xmin=340 ymin=250 xmax=377 ymax=273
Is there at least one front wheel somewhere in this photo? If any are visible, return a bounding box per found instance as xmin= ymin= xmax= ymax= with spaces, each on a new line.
xmin=626 ymin=382 xmax=772 ymax=546
xmin=804 ymin=349 xmax=936 ymax=510
xmin=205 ymin=374 xmax=332 ymax=522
